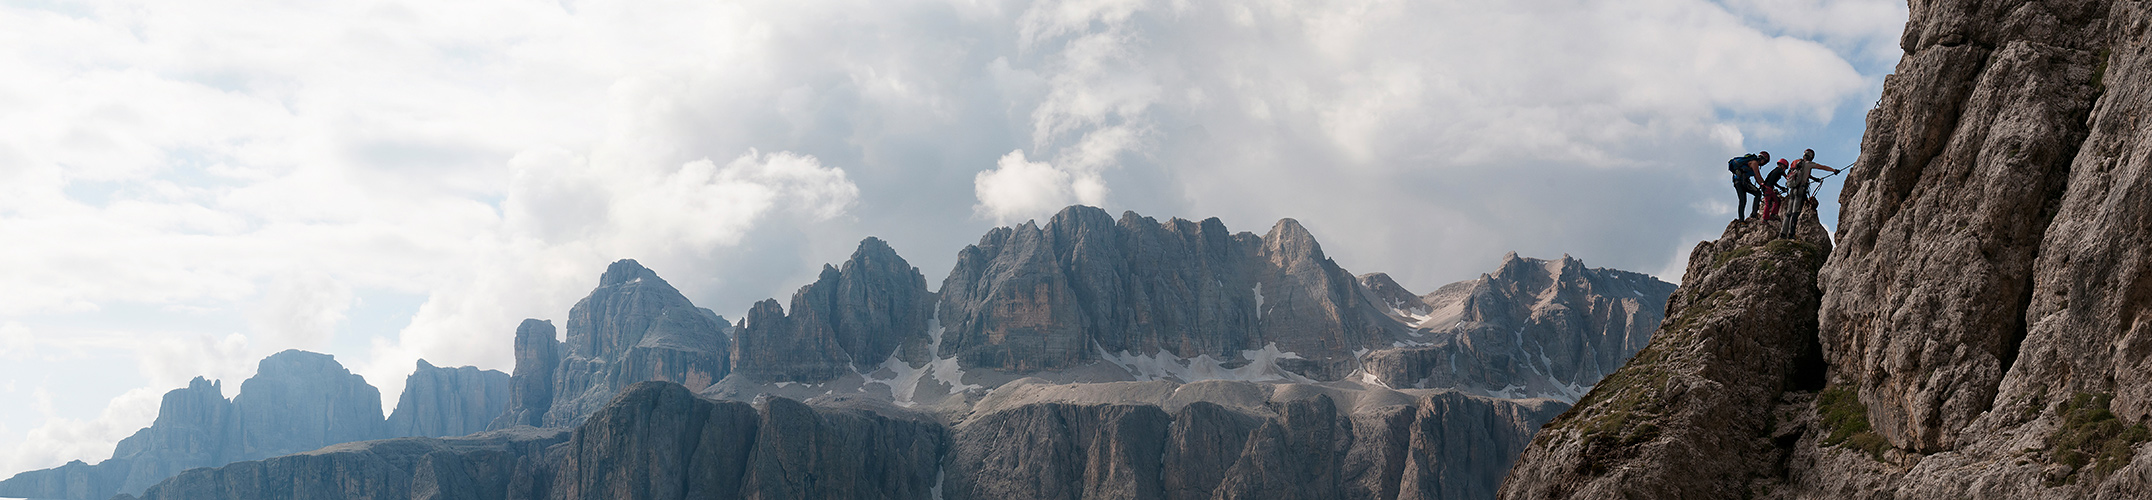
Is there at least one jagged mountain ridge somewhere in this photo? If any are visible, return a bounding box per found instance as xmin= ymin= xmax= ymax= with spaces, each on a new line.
xmin=0 ymin=351 xmax=506 ymax=500
xmin=10 ymin=205 xmax=1676 ymax=500
xmin=703 ymin=206 xmax=1671 ymax=406
xmin=1357 ymin=253 xmax=1675 ymax=402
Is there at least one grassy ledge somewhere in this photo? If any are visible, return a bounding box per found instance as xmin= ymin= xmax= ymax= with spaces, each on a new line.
xmin=1817 ymin=386 xmax=1891 ymax=460
xmin=2049 ymin=393 xmax=2151 ymax=482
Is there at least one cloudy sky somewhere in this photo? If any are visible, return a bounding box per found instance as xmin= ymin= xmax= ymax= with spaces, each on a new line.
xmin=0 ymin=0 xmax=1906 ymax=477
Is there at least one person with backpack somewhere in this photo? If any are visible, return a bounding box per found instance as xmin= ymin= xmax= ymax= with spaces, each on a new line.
xmin=1727 ymin=151 xmax=1770 ymax=221
xmin=1759 ymin=158 xmax=1790 ymax=221
xmin=1778 ymin=149 xmax=1843 ymax=238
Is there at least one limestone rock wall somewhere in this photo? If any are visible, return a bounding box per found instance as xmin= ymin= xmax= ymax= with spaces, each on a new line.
xmin=388 ymin=360 xmax=511 ymax=438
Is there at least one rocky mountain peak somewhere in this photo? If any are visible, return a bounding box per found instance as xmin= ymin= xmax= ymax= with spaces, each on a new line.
xmin=1261 ymin=217 xmax=1325 ymax=264
xmin=726 ymin=236 xmax=934 ymax=383
xmin=1359 ymin=272 xmax=1430 ymax=316
xmin=524 ymin=261 xmax=733 ymax=427
xmin=597 ymin=258 xmax=658 ymax=287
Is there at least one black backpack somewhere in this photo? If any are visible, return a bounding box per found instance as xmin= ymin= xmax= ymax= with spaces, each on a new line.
xmin=1727 ymin=155 xmax=1757 ymax=175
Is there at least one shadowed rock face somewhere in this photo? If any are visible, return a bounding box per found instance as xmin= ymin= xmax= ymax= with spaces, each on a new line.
xmin=946 ymin=386 xmax=1566 ymax=500
xmin=1359 ymin=254 xmax=1676 ymax=402
xmin=728 ymin=237 xmax=936 ymax=383
xmin=122 ymin=427 xmax=573 ymax=500
xmin=113 ymin=377 xmax=1566 ymax=500
xmin=388 ymin=360 xmax=511 ymax=438
xmin=935 ymin=206 xmax=1401 ymax=379
xmin=121 ymin=382 xmax=947 ymax=500
xmin=528 ymin=259 xmax=733 ymax=428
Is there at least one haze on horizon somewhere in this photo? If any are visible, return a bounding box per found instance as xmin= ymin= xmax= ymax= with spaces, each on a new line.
xmin=0 ymin=0 xmax=1907 ymax=477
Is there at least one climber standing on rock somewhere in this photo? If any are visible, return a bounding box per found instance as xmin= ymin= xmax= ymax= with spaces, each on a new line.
xmin=1778 ymin=148 xmax=1841 ymax=238
xmin=1760 ymin=158 xmax=1791 ymax=222
xmin=1727 ymin=151 xmax=1771 ymax=222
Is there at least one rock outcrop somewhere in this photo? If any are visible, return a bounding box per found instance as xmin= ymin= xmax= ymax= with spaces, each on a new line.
xmin=1501 ymin=1 xmax=2152 ymax=498
xmin=514 ymin=259 xmax=733 ymax=428
xmin=1817 ymin=0 xmax=2110 ymax=454
xmin=387 ymin=360 xmax=511 ymax=438
xmin=1499 ymin=212 xmax=1833 ymax=499
xmin=491 ymin=319 xmax=562 ymax=429
xmin=1359 ymin=254 xmax=1676 ymax=402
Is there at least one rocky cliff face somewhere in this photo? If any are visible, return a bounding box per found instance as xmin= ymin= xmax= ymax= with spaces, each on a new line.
xmin=387 ymin=360 xmax=511 ymax=438
xmin=124 ymin=378 xmax=1559 ymax=500
xmin=1501 ymin=1 xmax=2152 ymax=497
xmin=523 ymin=259 xmax=733 ymax=427
xmin=122 ymin=381 xmax=947 ymax=500
xmin=727 ymin=237 xmax=935 ymax=383
xmin=1358 ymin=254 xmax=1675 ymax=402
xmin=946 ymin=379 xmax=1566 ymax=500
xmin=228 ymin=350 xmax=388 ymax=460
xmin=1499 ymin=213 xmax=1833 ymax=499
xmin=121 ymin=427 xmax=572 ymax=500
xmin=491 ymin=319 xmax=562 ymax=429
xmin=934 ymin=206 xmax=1403 ymax=380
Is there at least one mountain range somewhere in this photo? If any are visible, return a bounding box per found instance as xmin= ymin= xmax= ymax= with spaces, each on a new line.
xmin=1 ymin=205 xmax=1671 ymax=500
